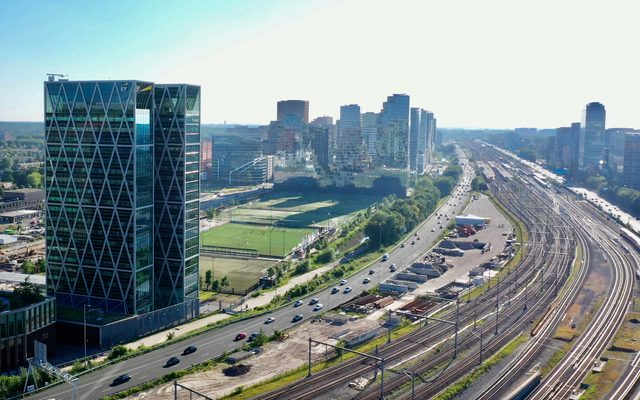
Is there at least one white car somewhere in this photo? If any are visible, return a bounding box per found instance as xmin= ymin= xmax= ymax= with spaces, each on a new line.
xmin=339 ymin=279 xmax=348 ymax=286
xmin=264 ymin=317 xmax=276 ymax=324
xmin=343 ymin=286 xmax=352 ymax=294
xmin=294 ymin=300 xmax=304 ymax=307
xmin=313 ymin=303 xmax=324 ymax=311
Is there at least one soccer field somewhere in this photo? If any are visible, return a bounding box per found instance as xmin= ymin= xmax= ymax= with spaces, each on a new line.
xmin=201 ymin=223 xmax=315 ymax=257
xmin=222 ymin=192 xmax=383 ymax=227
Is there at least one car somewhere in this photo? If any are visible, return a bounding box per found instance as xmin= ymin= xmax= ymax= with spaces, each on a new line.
xmin=294 ymin=300 xmax=304 ymax=307
xmin=313 ymin=303 xmax=324 ymax=311
xmin=411 ymin=241 xmax=415 ymax=245
xmin=431 ymin=228 xmax=435 ymax=232
xmin=112 ymin=374 xmax=131 ymax=385
xmin=343 ymin=286 xmax=352 ymax=294
xmin=292 ymin=314 xmax=303 ymax=322
xmin=248 ymin=332 xmax=260 ymax=342
xmin=339 ymin=279 xmax=348 ymax=285
xmin=165 ymin=356 xmax=180 ymax=367
xmin=401 ymin=243 xmax=405 ymax=248
xmin=414 ymin=232 xmax=418 ymax=236
xmin=235 ymin=332 xmax=247 ymax=341
xmin=309 ymin=297 xmax=319 ymax=305
xmin=331 ymin=287 xmax=339 ymax=294
xmin=440 ymin=225 xmax=444 ymax=229
xmin=183 ymin=345 xmax=197 ymax=355
xmin=265 ymin=317 xmax=276 ymax=324
xmin=363 ymin=277 xmax=371 ymax=284
xmin=417 ymin=236 xmax=420 ymax=240
xmin=390 ymin=265 xmax=397 ymax=272
xmin=390 ymin=263 xmax=396 ymax=268
xmin=369 ymin=269 xmax=375 ymax=275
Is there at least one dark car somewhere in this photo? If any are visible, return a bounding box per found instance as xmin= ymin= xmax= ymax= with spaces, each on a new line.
xmin=292 ymin=314 xmax=303 ymax=322
xmin=235 ymin=332 xmax=247 ymax=341
xmin=248 ymin=332 xmax=260 ymax=342
xmin=165 ymin=356 xmax=180 ymax=367
xmin=112 ymin=374 xmax=131 ymax=385
xmin=183 ymin=345 xmax=197 ymax=355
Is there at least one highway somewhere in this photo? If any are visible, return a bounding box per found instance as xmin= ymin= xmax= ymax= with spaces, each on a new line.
xmin=32 ymin=160 xmax=475 ymax=399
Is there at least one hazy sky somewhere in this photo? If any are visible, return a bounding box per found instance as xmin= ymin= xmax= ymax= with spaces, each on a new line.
xmin=1 ymin=0 xmax=639 ymax=129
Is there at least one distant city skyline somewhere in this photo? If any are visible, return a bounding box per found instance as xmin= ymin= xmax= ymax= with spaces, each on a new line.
xmin=2 ymin=0 xmax=640 ymax=128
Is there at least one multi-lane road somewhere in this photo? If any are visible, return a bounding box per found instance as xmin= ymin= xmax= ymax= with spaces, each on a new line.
xmin=33 ymin=161 xmax=475 ymax=399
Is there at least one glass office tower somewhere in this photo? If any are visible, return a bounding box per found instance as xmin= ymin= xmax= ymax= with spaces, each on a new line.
xmin=44 ymin=80 xmax=199 ymax=323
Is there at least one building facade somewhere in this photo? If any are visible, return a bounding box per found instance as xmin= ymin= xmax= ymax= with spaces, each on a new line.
xmin=334 ymin=104 xmax=364 ymax=173
xmin=580 ymin=102 xmax=606 ymax=170
xmin=0 ymin=296 xmax=56 ymax=372
xmin=378 ymin=94 xmax=410 ymax=169
xmin=623 ymin=132 xmax=640 ymax=190
xmin=44 ymin=80 xmax=199 ymax=328
xmin=277 ymin=100 xmax=309 ymax=124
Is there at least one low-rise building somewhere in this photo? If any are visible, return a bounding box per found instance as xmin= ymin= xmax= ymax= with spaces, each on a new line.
xmin=0 ymin=209 xmax=42 ymax=224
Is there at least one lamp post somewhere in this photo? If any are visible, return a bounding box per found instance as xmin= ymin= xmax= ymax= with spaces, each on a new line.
xmin=83 ymin=304 xmax=91 ymax=365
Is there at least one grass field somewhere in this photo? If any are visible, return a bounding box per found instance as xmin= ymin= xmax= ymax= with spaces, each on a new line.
xmin=199 ymin=256 xmax=274 ymax=293
xmin=202 ymin=191 xmax=384 ymax=257
xmin=201 ymin=223 xmax=314 ymax=257
xmin=223 ymin=191 xmax=383 ymax=227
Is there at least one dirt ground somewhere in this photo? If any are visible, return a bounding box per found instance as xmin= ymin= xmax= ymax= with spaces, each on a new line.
xmin=125 ymin=316 xmax=380 ymax=400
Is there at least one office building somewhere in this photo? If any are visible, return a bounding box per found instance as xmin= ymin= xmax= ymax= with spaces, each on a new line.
xmin=310 ymin=116 xmax=333 ymax=127
xmin=211 ymin=136 xmax=269 ymax=185
xmin=201 ymin=137 xmax=213 ymax=182
xmin=580 ymin=102 xmax=606 ymax=169
xmin=623 ymin=132 xmax=640 ymax=189
xmin=378 ymin=94 xmax=410 ymax=169
xmin=311 ymin=126 xmax=330 ymax=171
xmin=277 ymin=100 xmax=309 ymax=124
xmin=417 ymin=110 xmax=436 ymax=173
xmin=44 ymin=80 xmax=199 ymax=346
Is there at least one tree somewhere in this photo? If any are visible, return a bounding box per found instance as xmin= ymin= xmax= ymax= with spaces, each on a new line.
xmin=107 ymin=345 xmax=129 ymax=360
xmin=11 ymin=277 xmax=43 ymax=308
xmin=293 ymin=260 xmax=310 ymax=276
xmin=211 ymin=279 xmax=220 ymax=292
xmin=26 ymin=171 xmax=42 ymax=188
xmin=220 ymin=276 xmax=230 ymax=292
xmin=204 ymin=270 xmax=212 ymax=291
xmin=21 ymin=260 xmax=36 ymax=274
xmin=433 ymin=176 xmax=455 ymax=196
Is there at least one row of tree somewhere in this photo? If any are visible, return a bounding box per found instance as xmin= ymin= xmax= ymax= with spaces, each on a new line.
xmin=364 ymin=165 xmax=461 ymax=249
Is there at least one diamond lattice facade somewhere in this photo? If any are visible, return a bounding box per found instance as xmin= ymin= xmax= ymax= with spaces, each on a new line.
xmin=44 ymin=80 xmax=200 ymax=319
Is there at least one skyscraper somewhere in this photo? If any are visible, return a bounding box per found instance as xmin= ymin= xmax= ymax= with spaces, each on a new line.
xmin=277 ymin=100 xmax=309 ymax=124
xmin=378 ymin=94 xmax=410 ymax=169
xmin=580 ymin=102 xmax=606 ymax=169
xmin=44 ymin=79 xmax=199 ymax=344
xmin=418 ymin=110 xmax=436 ymax=173
xmin=361 ymin=112 xmax=379 ymax=163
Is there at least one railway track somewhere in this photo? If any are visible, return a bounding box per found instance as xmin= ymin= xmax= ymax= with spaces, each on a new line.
xmin=254 ymin=149 xmax=576 ymax=400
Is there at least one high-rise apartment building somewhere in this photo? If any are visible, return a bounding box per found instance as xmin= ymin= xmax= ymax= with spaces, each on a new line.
xmin=277 ymin=100 xmax=309 ymax=124
xmin=361 ymin=112 xmax=379 ymax=163
xmin=378 ymin=94 xmax=410 ymax=169
xmin=44 ymin=80 xmax=199 ymax=344
xmin=333 ymin=104 xmax=364 ymax=173
xmin=409 ymin=108 xmax=421 ymax=171
xmin=419 ymin=110 xmax=436 ymax=173
xmin=580 ymin=102 xmax=606 ymax=169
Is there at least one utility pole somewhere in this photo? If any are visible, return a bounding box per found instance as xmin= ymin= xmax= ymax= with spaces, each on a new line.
xmin=495 ymin=276 xmax=500 ymax=335
xmin=454 ymin=299 xmax=459 ymax=358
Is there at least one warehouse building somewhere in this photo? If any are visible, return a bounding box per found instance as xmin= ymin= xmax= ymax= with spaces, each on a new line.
xmin=455 ymin=214 xmax=490 ymax=227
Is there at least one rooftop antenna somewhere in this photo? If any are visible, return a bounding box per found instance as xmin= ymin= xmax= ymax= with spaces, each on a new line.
xmin=46 ymin=73 xmax=68 ymax=82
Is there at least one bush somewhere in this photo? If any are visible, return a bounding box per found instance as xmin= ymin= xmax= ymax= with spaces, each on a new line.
xmin=107 ymin=344 xmax=130 ymax=361
xmin=293 ymin=260 xmax=310 ymax=276
xmin=316 ymin=249 xmax=333 ymax=264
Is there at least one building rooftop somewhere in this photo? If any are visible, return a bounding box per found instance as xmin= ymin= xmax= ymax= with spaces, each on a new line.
xmin=0 ymin=272 xmax=45 ymax=286
xmin=4 ymin=188 xmax=43 ymax=194
xmin=0 ymin=209 xmax=40 ymax=217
